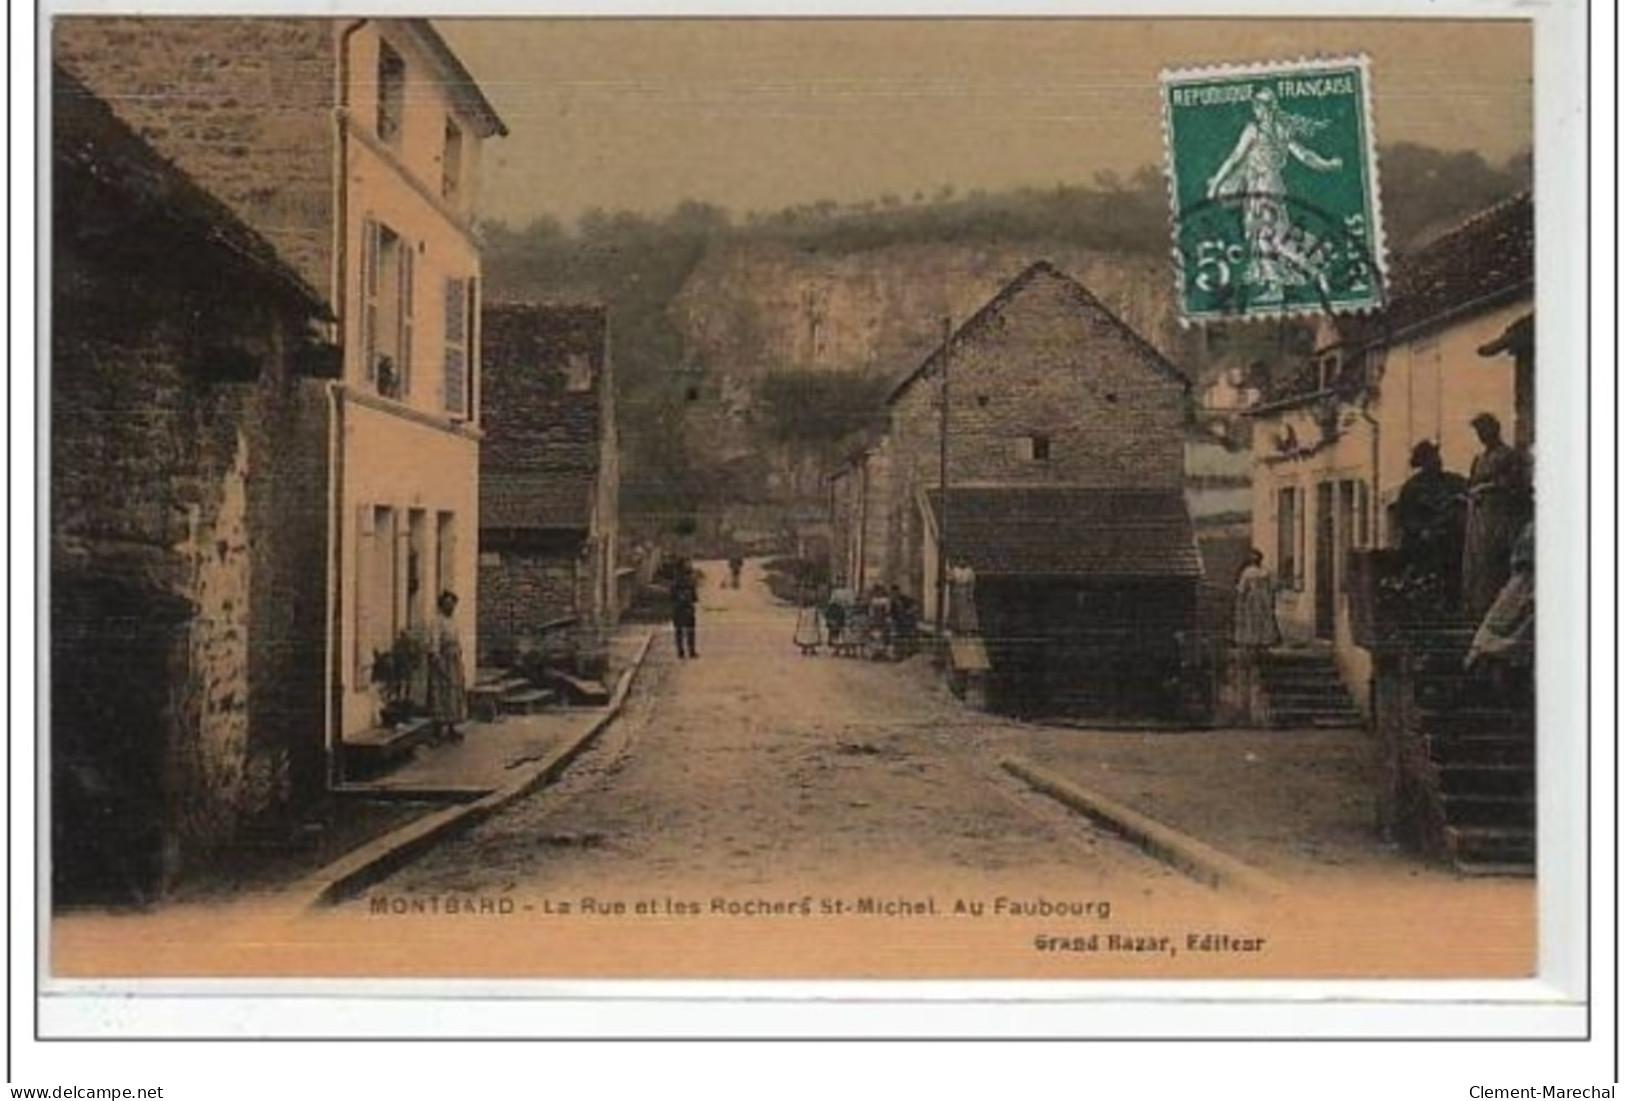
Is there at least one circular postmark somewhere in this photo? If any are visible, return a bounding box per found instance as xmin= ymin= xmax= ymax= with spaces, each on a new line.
xmin=1173 ymin=191 xmax=1386 ymax=322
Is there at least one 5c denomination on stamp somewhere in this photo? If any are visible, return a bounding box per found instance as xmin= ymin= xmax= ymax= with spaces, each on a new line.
xmin=1161 ymin=55 xmax=1388 ymax=323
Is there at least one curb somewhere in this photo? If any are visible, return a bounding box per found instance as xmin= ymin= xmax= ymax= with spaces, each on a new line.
xmin=300 ymin=630 xmax=656 ymax=908
xmin=1000 ymin=756 xmax=1286 ymax=899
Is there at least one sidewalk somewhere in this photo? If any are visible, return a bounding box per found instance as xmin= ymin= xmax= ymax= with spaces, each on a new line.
xmin=146 ymin=626 xmax=655 ymax=912
xmin=981 ymin=721 xmax=1451 ymax=888
xmin=291 ymin=627 xmax=655 ymax=906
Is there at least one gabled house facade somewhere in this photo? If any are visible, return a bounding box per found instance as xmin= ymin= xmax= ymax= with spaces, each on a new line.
xmin=477 ymin=303 xmax=620 ymax=665
xmin=56 ymin=18 xmax=508 ymax=766
xmin=832 ymin=261 xmax=1202 ymax=718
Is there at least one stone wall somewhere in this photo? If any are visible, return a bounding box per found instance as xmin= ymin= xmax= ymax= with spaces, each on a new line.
xmin=883 ymin=266 xmax=1188 ymax=591
xmin=51 ymin=216 xmax=329 ymax=899
xmin=54 ymin=17 xmax=337 ymax=296
xmin=476 ymin=542 xmax=582 ymax=663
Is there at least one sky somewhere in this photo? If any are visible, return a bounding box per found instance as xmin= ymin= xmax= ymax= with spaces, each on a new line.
xmin=435 ymin=18 xmax=1533 ymax=229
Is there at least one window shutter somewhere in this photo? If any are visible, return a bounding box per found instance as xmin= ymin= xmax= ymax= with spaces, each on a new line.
xmin=444 ymin=277 xmax=467 ymax=415
xmin=467 ymin=276 xmax=480 ymax=417
xmin=399 ymin=245 xmax=415 ymax=396
xmin=362 ymin=218 xmax=379 ymax=381
xmin=354 ymin=505 xmax=373 ymax=683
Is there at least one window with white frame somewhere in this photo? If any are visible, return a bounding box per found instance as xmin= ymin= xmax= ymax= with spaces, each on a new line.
xmin=362 ymin=219 xmax=414 ymax=398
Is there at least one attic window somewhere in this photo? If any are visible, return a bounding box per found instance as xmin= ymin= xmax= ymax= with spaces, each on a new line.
xmin=1018 ymin=434 xmax=1052 ymax=462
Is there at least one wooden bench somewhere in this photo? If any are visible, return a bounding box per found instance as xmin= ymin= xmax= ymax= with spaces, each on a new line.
xmin=343 ymin=717 xmax=436 ymax=777
xmin=499 ymin=687 xmax=556 ymax=715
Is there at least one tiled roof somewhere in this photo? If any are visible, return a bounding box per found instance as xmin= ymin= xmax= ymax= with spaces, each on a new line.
xmin=479 ymin=302 xmax=607 ymax=532
xmin=52 ymin=65 xmax=328 ymax=316
xmin=924 ymin=486 xmax=1202 ymax=579
xmin=1337 ymin=193 xmax=1533 ymax=350
xmin=887 ymin=260 xmax=1189 ymax=405
xmin=481 ymin=472 xmax=592 ymax=530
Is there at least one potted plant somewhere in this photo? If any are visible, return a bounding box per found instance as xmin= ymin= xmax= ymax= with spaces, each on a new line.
xmin=370 ymin=630 xmax=425 ymax=727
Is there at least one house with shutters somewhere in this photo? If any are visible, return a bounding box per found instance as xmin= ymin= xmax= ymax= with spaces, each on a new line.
xmin=56 ymin=18 xmax=508 ymax=770
xmin=1244 ymin=194 xmax=1535 ymax=872
xmin=1246 ymin=193 xmax=1534 ymax=711
xmin=830 ymin=261 xmax=1203 ymax=719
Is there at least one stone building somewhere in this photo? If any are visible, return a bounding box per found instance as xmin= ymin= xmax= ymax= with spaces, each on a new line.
xmin=51 ymin=68 xmax=333 ymax=902
xmin=832 ymin=261 xmax=1202 ymax=718
xmin=477 ymin=303 xmax=620 ymax=664
xmin=56 ymin=18 xmax=508 ymax=757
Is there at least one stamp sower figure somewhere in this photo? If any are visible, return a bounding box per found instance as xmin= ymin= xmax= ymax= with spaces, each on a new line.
xmin=670 ymin=558 xmax=699 ymax=659
xmin=1206 ymin=87 xmax=1344 ymax=302
xmin=1232 ymin=548 xmax=1281 ymax=651
xmin=1394 ymin=440 xmax=1469 ymax=611
xmin=1462 ymin=413 xmax=1531 ymax=619
xmin=428 ymin=590 xmax=468 ymax=742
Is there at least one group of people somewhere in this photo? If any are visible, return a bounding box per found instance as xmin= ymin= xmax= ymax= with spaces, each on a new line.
xmin=800 ymin=583 xmax=918 ymax=660
xmin=1393 ymin=412 xmax=1531 ymax=623
xmin=1233 ymin=411 xmax=1535 ymax=673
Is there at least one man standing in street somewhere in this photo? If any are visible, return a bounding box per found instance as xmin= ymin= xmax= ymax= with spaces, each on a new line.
xmin=671 ymin=558 xmax=699 ymax=659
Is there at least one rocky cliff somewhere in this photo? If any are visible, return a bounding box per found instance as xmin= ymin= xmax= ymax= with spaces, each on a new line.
xmin=666 ymin=239 xmax=1195 ymax=514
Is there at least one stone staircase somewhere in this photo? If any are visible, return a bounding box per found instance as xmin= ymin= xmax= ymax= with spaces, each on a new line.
xmin=469 ymin=667 xmax=557 ymax=721
xmin=1410 ymin=644 xmax=1535 ymax=876
xmin=1258 ymin=647 xmax=1365 ymax=728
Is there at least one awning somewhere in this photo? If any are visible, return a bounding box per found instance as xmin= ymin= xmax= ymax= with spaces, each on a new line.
xmin=924 ymin=486 xmax=1203 ymax=579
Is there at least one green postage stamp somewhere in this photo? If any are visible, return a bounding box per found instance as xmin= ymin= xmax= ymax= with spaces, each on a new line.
xmin=1161 ymin=56 xmax=1387 ymax=323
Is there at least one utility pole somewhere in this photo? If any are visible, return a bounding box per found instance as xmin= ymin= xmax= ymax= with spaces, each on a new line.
xmin=935 ymin=315 xmax=951 ymax=639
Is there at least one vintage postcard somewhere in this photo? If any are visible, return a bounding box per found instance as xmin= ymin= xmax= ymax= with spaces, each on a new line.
xmin=33 ymin=1 xmax=1595 ymax=1050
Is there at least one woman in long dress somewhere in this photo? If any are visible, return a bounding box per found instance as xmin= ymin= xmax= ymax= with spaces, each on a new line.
xmin=1462 ymin=413 xmax=1532 ymax=620
xmin=428 ymin=590 xmax=469 ymax=742
xmin=1233 ymin=548 xmax=1281 ymax=650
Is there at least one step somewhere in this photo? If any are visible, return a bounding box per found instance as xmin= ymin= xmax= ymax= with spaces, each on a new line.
xmin=1261 ymin=677 xmax=1349 ymax=692
xmin=342 ymin=718 xmax=437 ymax=778
xmin=498 ymin=687 xmax=556 ymax=715
xmin=467 ymin=683 xmax=508 ymax=723
xmin=542 ymin=670 xmax=612 ymax=706
xmin=1440 ymin=792 xmax=1534 ymax=829
xmin=1267 ymin=695 xmax=1358 ymax=711
xmin=1261 ymin=647 xmax=1338 ymax=664
xmin=1416 ymin=708 xmax=1532 ymax=737
xmin=475 ymin=676 xmax=531 ymax=694
xmin=1427 ymin=732 xmax=1535 ymax=767
xmin=1269 ymin=709 xmax=1365 ymax=728
xmin=1437 ymin=763 xmax=1535 ymax=798
xmin=1445 ymin=824 xmax=1535 ymax=869
xmin=345 ymin=716 xmax=435 ymax=751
